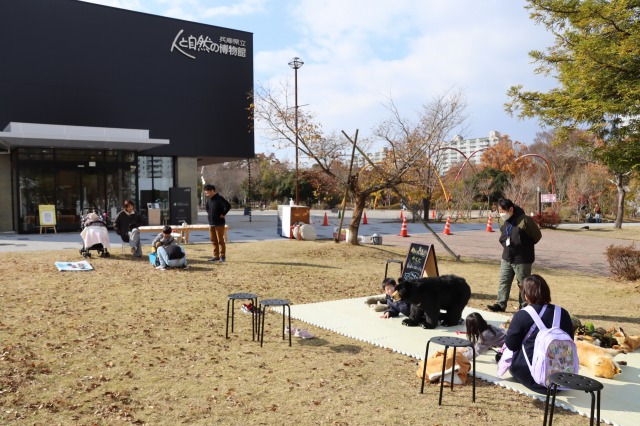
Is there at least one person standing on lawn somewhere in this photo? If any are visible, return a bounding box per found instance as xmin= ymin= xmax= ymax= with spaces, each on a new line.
xmin=487 ymin=198 xmax=541 ymax=312
xmin=203 ymin=184 xmax=231 ymax=262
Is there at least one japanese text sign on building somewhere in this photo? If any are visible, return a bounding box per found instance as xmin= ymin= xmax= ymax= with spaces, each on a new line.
xmin=171 ymin=29 xmax=248 ymax=60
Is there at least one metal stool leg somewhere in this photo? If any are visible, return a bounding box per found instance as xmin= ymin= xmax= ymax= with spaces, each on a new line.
xmin=543 ymin=384 xmax=553 ymax=425
xmin=250 ymin=297 xmax=257 ymax=341
xmin=281 ymin=305 xmax=286 ymax=340
xmin=286 ymin=304 xmax=291 ymax=346
xmin=471 ymin=347 xmax=476 ymax=402
xmin=548 ymin=384 xmax=559 ymax=426
xmin=225 ymin=298 xmax=232 ymax=338
xmin=438 ymin=346 xmax=448 ymax=406
xmin=231 ymin=299 xmax=236 ymax=333
xmin=596 ymin=389 xmax=601 ymax=425
xmin=421 ymin=341 xmax=431 ymax=394
xmin=449 ymin=347 xmax=457 ymax=391
xmin=259 ymin=305 xmax=267 ymax=347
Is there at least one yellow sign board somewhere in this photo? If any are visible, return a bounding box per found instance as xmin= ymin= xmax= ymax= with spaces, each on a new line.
xmin=39 ymin=205 xmax=57 ymax=226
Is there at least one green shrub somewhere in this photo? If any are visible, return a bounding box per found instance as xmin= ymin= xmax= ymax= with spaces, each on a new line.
xmin=605 ymin=244 xmax=640 ymax=281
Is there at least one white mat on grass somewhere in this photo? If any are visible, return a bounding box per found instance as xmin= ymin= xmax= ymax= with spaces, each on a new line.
xmin=287 ymin=297 xmax=640 ymax=426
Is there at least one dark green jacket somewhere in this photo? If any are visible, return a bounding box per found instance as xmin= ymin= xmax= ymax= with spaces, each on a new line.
xmin=499 ymin=206 xmax=542 ymax=264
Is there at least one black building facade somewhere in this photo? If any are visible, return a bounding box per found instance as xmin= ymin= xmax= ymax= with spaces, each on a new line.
xmin=0 ymin=0 xmax=254 ymax=232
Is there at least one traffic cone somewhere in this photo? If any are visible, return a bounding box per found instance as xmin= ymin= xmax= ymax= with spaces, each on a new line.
xmin=399 ymin=210 xmax=404 ymax=220
xmin=485 ymin=215 xmax=494 ymax=232
xmin=431 ymin=210 xmax=435 ymax=219
xmin=362 ymin=212 xmax=368 ymax=225
xmin=322 ymin=212 xmax=329 ymax=226
xmin=338 ymin=210 xmax=341 ymax=219
xmin=443 ymin=215 xmax=452 ymax=235
xmin=398 ymin=217 xmax=409 ymax=237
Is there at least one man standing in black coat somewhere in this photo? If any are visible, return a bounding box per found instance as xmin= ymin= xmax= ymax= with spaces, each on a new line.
xmin=487 ymin=198 xmax=542 ymax=312
xmin=203 ymin=184 xmax=231 ymax=262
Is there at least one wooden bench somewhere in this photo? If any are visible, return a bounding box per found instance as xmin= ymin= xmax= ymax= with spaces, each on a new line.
xmin=180 ymin=224 xmax=229 ymax=244
xmin=137 ymin=224 xmax=228 ymax=244
xmin=137 ymin=225 xmax=185 ymax=245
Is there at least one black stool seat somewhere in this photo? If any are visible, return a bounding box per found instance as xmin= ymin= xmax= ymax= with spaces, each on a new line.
xmin=226 ymin=292 xmax=258 ymax=340
xmin=544 ymin=372 xmax=603 ymax=426
xmin=421 ymin=336 xmax=475 ymax=405
xmin=258 ymin=298 xmax=291 ymax=347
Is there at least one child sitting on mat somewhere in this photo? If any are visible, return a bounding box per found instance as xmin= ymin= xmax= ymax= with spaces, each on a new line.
xmin=380 ymin=278 xmax=411 ymax=319
xmin=462 ymin=312 xmax=506 ymax=359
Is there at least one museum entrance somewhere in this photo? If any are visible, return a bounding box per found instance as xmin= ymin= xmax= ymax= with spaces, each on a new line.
xmin=13 ymin=148 xmax=138 ymax=233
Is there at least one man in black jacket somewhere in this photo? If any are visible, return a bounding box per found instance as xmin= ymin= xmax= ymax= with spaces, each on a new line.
xmin=114 ymin=199 xmax=142 ymax=258
xmin=203 ymin=184 xmax=231 ymax=262
xmin=487 ymin=199 xmax=542 ymax=312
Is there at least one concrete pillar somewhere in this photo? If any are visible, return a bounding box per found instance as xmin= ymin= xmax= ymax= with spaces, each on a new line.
xmin=0 ymin=154 xmax=12 ymax=232
xmin=174 ymin=157 xmax=198 ymax=224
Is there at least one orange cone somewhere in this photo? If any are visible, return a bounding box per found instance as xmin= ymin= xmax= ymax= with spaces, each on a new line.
xmin=443 ymin=215 xmax=452 ymax=235
xmin=322 ymin=212 xmax=329 ymax=226
xmin=362 ymin=212 xmax=368 ymax=225
xmin=400 ymin=210 xmax=404 ymax=220
xmin=431 ymin=210 xmax=435 ymax=219
xmin=485 ymin=215 xmax=494 ymax=232
xmin=398 ymin=217 xmax=409 ymax=237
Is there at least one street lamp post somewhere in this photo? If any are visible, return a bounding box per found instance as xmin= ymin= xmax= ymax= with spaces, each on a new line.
xmin=288 ymin=56 xmax=303 ymax=205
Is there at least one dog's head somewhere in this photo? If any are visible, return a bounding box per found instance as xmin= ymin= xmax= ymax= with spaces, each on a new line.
xmin=591 ymin=356 xmax=622 ymax=379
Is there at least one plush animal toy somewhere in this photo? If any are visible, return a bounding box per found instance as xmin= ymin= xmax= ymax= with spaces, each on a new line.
xmin=364 ymin=296 xmax=387 ymax=312
xmin=612 ymin=327 xmax=640 ymax=352
xmin=575 ymin=339 xmax=626 ymax=379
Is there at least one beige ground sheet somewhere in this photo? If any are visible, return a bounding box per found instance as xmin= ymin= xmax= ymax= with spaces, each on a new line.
xmin=286 ymin=297 xmax=640 ymax=426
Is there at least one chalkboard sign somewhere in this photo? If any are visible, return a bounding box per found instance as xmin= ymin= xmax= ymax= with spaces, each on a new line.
xmin=401 ymin=243 xmax=439 ymax=280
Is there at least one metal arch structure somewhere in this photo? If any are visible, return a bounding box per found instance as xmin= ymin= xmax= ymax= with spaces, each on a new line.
xmin=515 ymin=154 xmax=556 ymax=195
xmin=453 ymin=147 xmax=490 ymax=183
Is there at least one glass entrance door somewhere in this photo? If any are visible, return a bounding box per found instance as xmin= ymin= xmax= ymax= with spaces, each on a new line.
xmin=55 ymin=170 xmax=82 ymax=232
xmin=55 ymin=169 xmax=108 ymax=231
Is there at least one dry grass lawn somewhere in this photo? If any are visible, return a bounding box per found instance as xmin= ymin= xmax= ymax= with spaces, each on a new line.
xmin=1 ymin=237 xmax=639 ymax=425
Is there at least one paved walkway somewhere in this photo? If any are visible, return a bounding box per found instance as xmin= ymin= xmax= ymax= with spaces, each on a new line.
xmin=0 ymin=209 xmax=636 ymax=276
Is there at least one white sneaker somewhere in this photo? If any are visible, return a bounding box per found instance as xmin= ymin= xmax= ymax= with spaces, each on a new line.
xmin=155 ymin=265 xmax=166 ymax=270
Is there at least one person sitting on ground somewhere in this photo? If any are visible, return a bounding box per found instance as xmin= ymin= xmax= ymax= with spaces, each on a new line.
xmin=151 ymin=225 xmax=176 ymax=252
xmin=380 ymin=278 xmax=411 ymax=319
xmin=504 ymin=274 xmax=573 ymax=393
xmin=462 ymin=312 xmax=506 ymax=360
xmin=156 ymin=243 xmax=188 ymax=270
xmin=114 ymin=199 xmax=142 ymax=258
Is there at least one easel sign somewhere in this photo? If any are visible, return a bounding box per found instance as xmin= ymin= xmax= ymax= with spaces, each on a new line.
xmin=401 ymin=243 xmax=439 ymax=280
xmin=39 ymin=205 xmax=57 ymax=233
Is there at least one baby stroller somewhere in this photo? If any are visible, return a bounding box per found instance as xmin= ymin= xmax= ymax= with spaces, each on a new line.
xmin=79 ymin=211 xmax=111 ymax=258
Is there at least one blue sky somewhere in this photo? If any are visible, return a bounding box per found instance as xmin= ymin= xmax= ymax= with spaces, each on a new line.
xmin=82 ymin=0 xmax=557 ymax=159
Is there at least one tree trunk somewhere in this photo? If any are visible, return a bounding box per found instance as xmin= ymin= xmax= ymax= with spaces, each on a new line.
xmin=614 ymin=172 xmax=626 ymax=229
xmin=348 ymin=192 xmax=367 ymax=244
xmin=422 ymin=197 xmax=430 ymax=221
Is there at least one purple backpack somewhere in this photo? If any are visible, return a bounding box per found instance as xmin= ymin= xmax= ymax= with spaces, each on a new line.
xmin=523 ymin=305 xmax=579 ymax=387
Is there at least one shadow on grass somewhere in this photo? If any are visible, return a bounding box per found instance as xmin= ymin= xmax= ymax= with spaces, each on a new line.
xmin=246 ymin=261 xmax=340 ymax=269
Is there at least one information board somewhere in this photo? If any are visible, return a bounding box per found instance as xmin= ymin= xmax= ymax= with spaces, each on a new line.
xmin=401 ymin=243 xmax=439 ymax=280
xmin=39 ymin=205 xmax=57 ymax=226
xmin=169 ymin=187 xmax=192 ymax=224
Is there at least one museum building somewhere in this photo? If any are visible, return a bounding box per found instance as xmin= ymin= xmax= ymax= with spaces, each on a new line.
xmin=0 ymin=0 xmax=254 ymax=233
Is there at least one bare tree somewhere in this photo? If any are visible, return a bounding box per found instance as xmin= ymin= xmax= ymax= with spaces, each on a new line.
xmin=253 ymin=82 xmax=468 ymax=253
